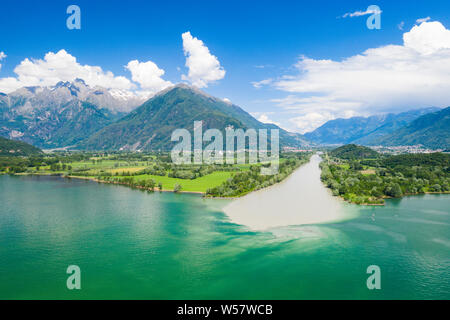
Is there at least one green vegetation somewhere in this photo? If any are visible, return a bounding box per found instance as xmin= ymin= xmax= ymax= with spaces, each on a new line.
xmin=81 ymin=84 xmax=307 ymax=151
xmin=374 ymin=107 xmax=450 ymax=149
xmin=0 ymin=151 xmax=312 ymax=196
xmin=321 ymin=146 xmax=450 ymax=205
xmin=0 ymin=136 xmax=42 ymax=156
xmin=329 ymin=144 xmax=380 ymax=160
xmin=206 ymin=152 xmax=312 ymax=197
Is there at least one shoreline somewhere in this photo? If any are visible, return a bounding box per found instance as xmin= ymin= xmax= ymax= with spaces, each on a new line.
xmin=223 ymin=154 xmax=352 ymax=230
xmin=5 ymin=170 xmax=450 ymax=202
xmin=331 ymin=188 xmax=450 ymax=206
xmin=66 ymin=175 xmax=205 ymax=195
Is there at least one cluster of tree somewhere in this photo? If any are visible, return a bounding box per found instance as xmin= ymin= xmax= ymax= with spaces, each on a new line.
xmin=206 ymin=153 xmax=312 ymax=197
xmin=50 ymin=163 xmax=72 ymax=171
xmin=97 ymin=175 xmax=164 ymax=191
xmin=329 ymin=144 xmax=380 ymax=160
xmin=0 ymin=156 xmax=59 ymax=173
xmin=320 ymin=152 xmax=450 ymax=204
xmin=0 ymin=136 xmax=42 ymax=156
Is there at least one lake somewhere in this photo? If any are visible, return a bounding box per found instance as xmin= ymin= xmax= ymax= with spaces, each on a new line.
xmin=0 ymin=172 xmax=449 ymax=299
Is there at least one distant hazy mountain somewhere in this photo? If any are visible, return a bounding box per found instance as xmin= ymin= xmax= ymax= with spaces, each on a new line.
xmin=373 ymin=107 xmax=450 ymax=149
xmin=0 ymin=79 xmax=144 ymax=148
xmin=304 ymin=108 xmax=439 ymax=145
xmin=0 ymin=136 xmax=42 ymax=156
xmin=80 ymin=84 xmax=309 ymax=151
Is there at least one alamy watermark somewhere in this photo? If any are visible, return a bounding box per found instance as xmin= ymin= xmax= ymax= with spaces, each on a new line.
xmin=170 ymin=121 xmax=279 ymax=175
xmin=66 ymin=265 xmax=81 ymax=290
xmin=66 ymin=5 xmax=81 ymax=30
xmin=366 ymin=5 xmax=381 ymax=30
xmin=366 ymin=265 xmax=381 ymax=290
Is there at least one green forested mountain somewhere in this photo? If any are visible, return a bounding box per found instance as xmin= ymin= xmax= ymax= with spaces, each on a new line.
xmin=304 ymin=108 xmax=439 ymax=145
xmin=373 ymin=107 xmax=450 ymax=149
xmin=0 ymin=136 xmax=42 ymax=156
xmin=80 ymin=84 xmax=308 ymax=151
xmin=329 ymin=144 xmax=379 ymax=160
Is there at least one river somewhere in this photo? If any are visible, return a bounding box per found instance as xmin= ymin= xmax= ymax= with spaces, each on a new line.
xmin=224 ymin=154 xmax=354 ymax=230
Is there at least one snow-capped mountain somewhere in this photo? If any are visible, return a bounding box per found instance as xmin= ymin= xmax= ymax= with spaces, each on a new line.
xmin=0 ymin=79 xmax=145 ymax=148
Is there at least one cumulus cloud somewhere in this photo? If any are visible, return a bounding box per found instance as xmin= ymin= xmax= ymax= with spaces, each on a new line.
xmin=0 ymin=51 xmax=6 ymax=70
xmin=403 ymin=20 xmax=450 ymax=54
xmin=125 ymin=60 xmax=173 ymax=96
xmin=0 ymin=49 xmax=173 ymax=99
xmin=181 ymin=31 xmax=225 ymax=88
xmin=269 ymin=20 xmax=450 ymax=133
xmin=0 ymin=49 xmax=134 ymax=93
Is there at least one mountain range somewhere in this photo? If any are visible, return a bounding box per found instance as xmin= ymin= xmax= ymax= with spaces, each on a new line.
xmin=372 ymin=107 xmax=450 ymax=149
xmin=0 ymin=79 xmax=448 ymax=151
xmin=0 ymin=81 xmax=308 ymax=151
xmin=0 ymin=79 xmax=144 ymax=148
xmin=304 ymin=107 xmax=447 ymax=148
xmin=80 ymin=84 xmax=308 ymax=151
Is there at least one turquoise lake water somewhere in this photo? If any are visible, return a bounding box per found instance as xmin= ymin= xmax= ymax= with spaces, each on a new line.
xmin=0 ymin=174 xmax=449 ymax=299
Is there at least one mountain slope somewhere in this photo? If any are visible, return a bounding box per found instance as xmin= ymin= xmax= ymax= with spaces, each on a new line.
xmin=304 ymin=108 xmax=439 ymax=145
xmin=374 ymin=107 xmax=450 ymax=149
xmin=0 ymin=80 xmax=144 ymax=148
xmin=80 ymin=84 xmax=309 ymax=151
xmin=0 ymin=136 xmax=42 ymax=156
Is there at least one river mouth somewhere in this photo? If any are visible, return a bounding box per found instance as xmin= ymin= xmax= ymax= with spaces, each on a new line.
xmin=223 ymin=154 xmax=357 ymax=230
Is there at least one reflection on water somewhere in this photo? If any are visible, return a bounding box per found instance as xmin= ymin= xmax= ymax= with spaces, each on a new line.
xmin=224 ymin=154 xmax=357 ymax=230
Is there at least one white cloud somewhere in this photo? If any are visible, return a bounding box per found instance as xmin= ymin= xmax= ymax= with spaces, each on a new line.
xmin=0 ymin=51 xmax=6 ymax=70
xmin=223 ymin=97 xmax=232 ymax=104
xmin=403 ymin=20 xmax=450 ymax=54
xmin=289 ymin=112 xmax=335 ymax=134
xmin=251 ymin=112 xmax=283 ymax=128
xmin=257 ymin=113 xmax=280 ymax=126
xmin=270 ymin=21 xmax=450 ymax=133
xmin=252 ymin=78 xmax=273 ymax=89
xmin=416 ymin=17 xmax=431 ymax=24
xmin=398 ymin=21 xmax=405 ymax=30
xmin=181 ymin=31 xmax=225 ymax=88
xmin=0 ymin=49 xmax=134 ymax=93
xmin=125 ymin=60 xmax=173 ymax=96
xmin=0 ymin=50 xmax=173 ymax=99
xmin=342 ymin=7 xmax=382 ymax=18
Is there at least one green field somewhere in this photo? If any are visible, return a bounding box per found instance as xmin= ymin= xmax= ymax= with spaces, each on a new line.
xmin=130 ymin=171 xmax=233 ymax=192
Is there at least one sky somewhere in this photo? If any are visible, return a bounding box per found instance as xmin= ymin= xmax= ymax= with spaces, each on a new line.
xmin=0 ymin=0 xmax=449 ymax=133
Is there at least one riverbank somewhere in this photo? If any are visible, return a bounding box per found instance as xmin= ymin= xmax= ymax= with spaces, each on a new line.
xmin=223 ymin=154 xmax=354 ymax=230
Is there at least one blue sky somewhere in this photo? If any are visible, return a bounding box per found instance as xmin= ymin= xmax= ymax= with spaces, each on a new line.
xmin=1 ymin=0 xmax=450 ymax=133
